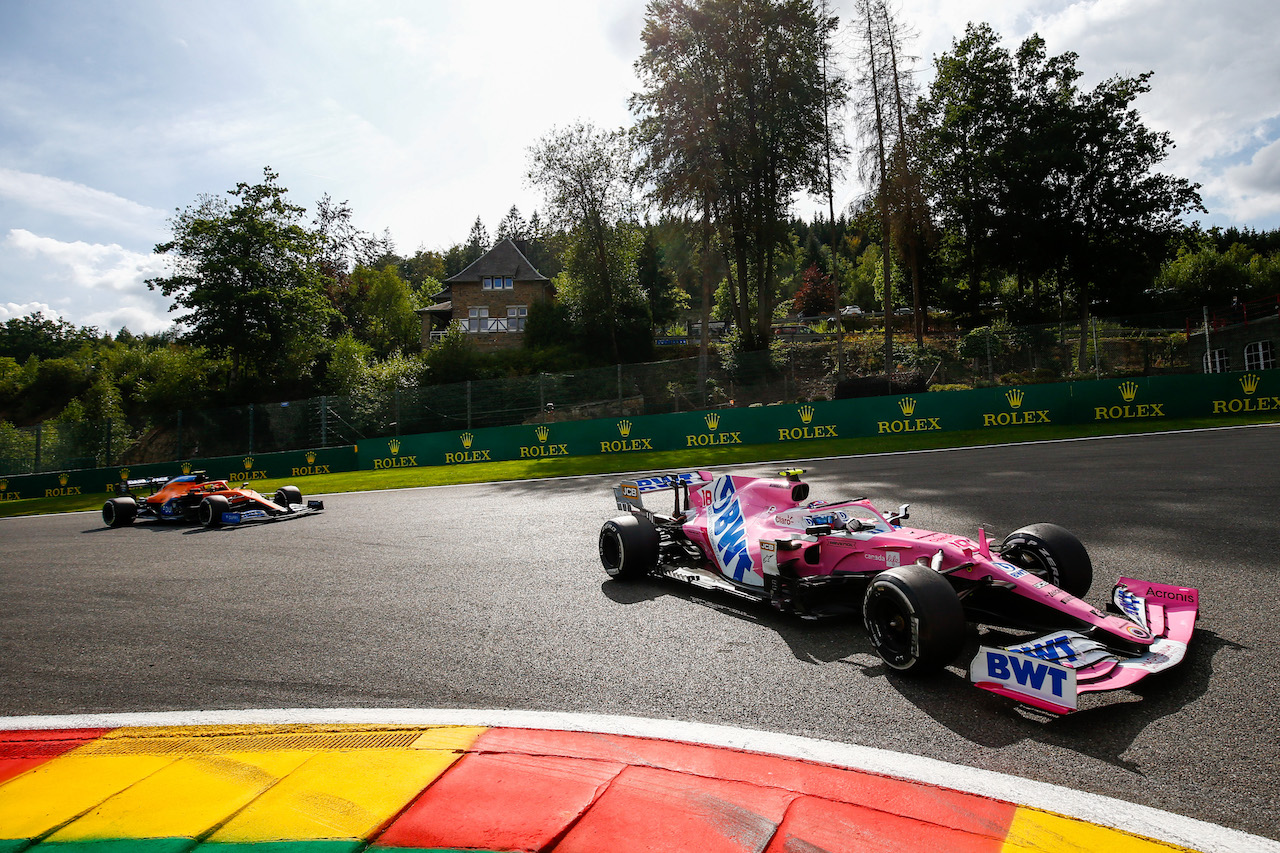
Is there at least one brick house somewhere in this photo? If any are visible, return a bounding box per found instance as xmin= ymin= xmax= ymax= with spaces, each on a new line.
xmin=418 ymin=239 xmax=554 ymax=351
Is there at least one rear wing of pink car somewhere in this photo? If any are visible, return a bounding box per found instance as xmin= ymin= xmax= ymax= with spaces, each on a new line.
xmin=614 ymin=471 xmax=714 ymax=513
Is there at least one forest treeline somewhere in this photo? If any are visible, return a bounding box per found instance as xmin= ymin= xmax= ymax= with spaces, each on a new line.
xmin=4 ymin=2 xmax=1280 ymax=455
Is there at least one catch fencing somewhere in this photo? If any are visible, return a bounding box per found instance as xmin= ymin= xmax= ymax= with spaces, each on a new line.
xmin=0 ymin=319 xmax=1195 ymax=478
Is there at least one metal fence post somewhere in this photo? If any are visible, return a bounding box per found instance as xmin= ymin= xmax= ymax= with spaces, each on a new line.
xmin=34 ymin=426 xmax=41 ymax=473
xmin=320 ymin=396 xmax=328 ymax=446
xmin=467 ymin=380 xmax=472 ymax=429
xmin=248 ymin=403 xmax=255 ymax=454
xmin=617 ymin=364 xmax=623 ymax=413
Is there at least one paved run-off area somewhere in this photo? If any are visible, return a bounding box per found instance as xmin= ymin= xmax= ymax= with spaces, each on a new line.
xmin=2 ymin=712 xmax=1276 ymax=853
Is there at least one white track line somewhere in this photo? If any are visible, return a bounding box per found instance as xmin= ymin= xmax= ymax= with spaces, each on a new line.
xmin=1 ymin=708 xmax=1275 ymax=853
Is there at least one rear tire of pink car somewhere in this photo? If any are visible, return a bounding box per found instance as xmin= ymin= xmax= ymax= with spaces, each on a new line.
xmin=1000 ymin=523 xmax=1092 ymax=597
xmin=600 ymin=515 xmax=659 ymax=580
xmin=863 ymin=565 xmax=964 ymax=672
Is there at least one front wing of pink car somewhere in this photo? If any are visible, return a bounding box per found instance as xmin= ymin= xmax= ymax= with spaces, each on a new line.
xmin=970 ymin=577 xmax=1200 ymax=714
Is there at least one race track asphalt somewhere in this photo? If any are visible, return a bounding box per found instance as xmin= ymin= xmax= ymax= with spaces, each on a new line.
xmin=1 ymin=424 xmax=1277 ymax=842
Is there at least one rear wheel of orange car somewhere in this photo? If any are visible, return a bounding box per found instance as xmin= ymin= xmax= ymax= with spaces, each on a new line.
xmin=863 ymin=565 xmax=964 ymax=672
xmin=102 ymin=497 xmax=137 ymax=528
xmin=199 ymin=495 xmax=231 ymax=528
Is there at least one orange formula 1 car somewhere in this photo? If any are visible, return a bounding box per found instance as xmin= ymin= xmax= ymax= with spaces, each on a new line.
xmin=102 ymin=471 xmax=323 ymax=529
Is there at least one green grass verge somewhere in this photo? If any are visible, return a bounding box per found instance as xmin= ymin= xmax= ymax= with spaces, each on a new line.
xmin=3 ymin=412 xmax=1276 ymax=520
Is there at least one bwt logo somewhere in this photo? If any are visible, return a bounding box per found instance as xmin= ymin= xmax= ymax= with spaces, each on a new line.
xmin=798 ymin=405 xmax=814 ymax=424
xmin=705 ymin=412 xmax=720 ymax=430
xmin=1006 ymin=389 xmax=1024 ymax=409
xmin=983 ymin=650 xmax=1070 ymax=697
xmin=1119 ymin=381 xmax=1139 ymax=402
xmin=535 ymin=425 xmax=550 ymax=442
xmin=708 ymin=477 xmax=753 ymax=581
xmin=389 ymin=439 xmax=401 ymax=455
xmin=1241 ymin=373 xmax=1260 ymax=395
xmin=460 ymin=432 xmax=474 ymax=449
xmin=617 ymin=420 xmax=632 ymax=437
xmin=898 ymin=397 xmax=917 ymax=416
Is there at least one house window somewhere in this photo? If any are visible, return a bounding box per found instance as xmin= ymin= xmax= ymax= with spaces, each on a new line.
xmin=1245 ymin=340 xmax=1274 ymax=371
xmin=1203 ymin=348 xmax=1230 ymax=373
xmin=507 ymin=305 xmax=528 ymax=332
xmin=467 ymin=306 xmax=488 ymax=332
xmin=482 ymin=276 xmax=514 ymax=290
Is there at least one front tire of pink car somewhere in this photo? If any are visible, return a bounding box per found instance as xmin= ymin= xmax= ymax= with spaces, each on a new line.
xmin=1000 ymin=523 xmax=1092 ymax=597
xmin=599 ymin=514 xmax=659 ymax=580
xmin=863 ymin=565 xmax=964 ymax=672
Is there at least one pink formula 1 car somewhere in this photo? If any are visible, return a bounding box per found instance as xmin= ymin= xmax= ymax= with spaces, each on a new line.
xmin=599 ymin=469 xmax=1199 ymax=715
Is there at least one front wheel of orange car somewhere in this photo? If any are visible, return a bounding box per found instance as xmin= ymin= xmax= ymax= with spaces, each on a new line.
xmin=199 ymin=495 xmax=231 ymax=528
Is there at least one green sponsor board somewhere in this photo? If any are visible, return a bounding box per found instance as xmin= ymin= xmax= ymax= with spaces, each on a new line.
xmin=0 ymin=447 xmax=357 ymax=503
xmin=1198 ymin=369 xmax=1280 ymax=417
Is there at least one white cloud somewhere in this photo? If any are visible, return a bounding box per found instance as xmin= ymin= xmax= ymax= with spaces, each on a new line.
xmin=0 ymin=301 xmax=59 ymax=322
xmin=5 ymin=229 xmax=167 ymax=292
xmin=0 ymin=169 xmax=167 ymax=239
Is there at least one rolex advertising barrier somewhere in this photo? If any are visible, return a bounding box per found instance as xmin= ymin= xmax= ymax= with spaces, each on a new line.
xmin=2 ymin=370 xmax=1275 ymax=504
xmin=0 ymin=446 xmax=358 ymax=503
xmin=354 ymin=369 xmax=1277 ymax=472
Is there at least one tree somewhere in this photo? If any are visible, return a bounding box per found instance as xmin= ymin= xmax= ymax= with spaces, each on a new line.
xmin=528 ymin=122 xmax=647 ymax=362
xmin=632 ymin=0 xmax=847 ymax=350
xmin=792 ymin=264 xmax=834 ymax=316
xmin=915 ymin=23 xmax=1015 ymax=322
xmin=464 ymin=216 xmax=490 ymax=266
xmin=148 ymin=168 xmax=336 ymax=391
xmin=335 ymin=265 xmax=422 ymax=357
xmin=496 ymin=205 xmax=529 ymax=243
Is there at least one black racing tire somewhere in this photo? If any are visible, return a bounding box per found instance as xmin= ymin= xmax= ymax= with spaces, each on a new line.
xmin=862 ymin=564 xmax=965 ymax=673
xmin=199 ymin=495 xmax=231 ymax=528
xmin=274 ymin=485 xmax=302 ymax=510
xmin=599 ymin=514 xmax=660 ymax=580
xmin=1000 ymin=523 xmax=1092 ymax=598
xmin=102 ymin=497 xmax=137 ymax=528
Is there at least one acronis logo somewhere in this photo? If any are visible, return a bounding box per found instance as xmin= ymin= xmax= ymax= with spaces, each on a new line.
xmin=708 ymin=476 xmax=755 ymax=583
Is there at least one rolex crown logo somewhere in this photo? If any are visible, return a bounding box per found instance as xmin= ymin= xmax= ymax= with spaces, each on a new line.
xmin=119 ymin=468 xmax=130 ymax=481
xmin=243 ymin=456 xmax=254 ymax=470
xmin=798 ymin=405 xmax=815 ymax=424
xmin=1118 ymin=381 xmax=1139 ymax=402
xmin=306 ymin=451 xmax=317 ymax=464
xmin=535 ymin=425 xmax=550 ymax=442
xmin=898 ymin=397 xmax=917 ymax=416
xmin=461 ymin=432 xmax=474 ymax=449
xmin=1006 ymin=389 xmax=1024 ymax=409
xmin=59 ymin=472 xmax=69 ymax=486
xmin=705 ymin=412 xmax=720 ymax=430
xmin=389 ymin=439 xmax=401 ymax=455
xmin=0 ymin=480 xmax=7 ymax=492
xmin=182 ymin=462 xmax=192 ymax=474
xmin=1241 ymin=373 xmax=1260 ymax=395
xmin=617 ymin=419 xmax=632 ymax=437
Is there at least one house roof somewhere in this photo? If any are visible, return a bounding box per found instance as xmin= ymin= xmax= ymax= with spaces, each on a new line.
xmin=416 ymin=301 xmax=452 ymax=314
xmin=444 ymin=238 xmax=550 ymax=284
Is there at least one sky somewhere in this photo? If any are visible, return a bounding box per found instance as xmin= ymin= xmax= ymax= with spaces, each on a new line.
xmin=2 ymin=0 xmax=1278 ymax=336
